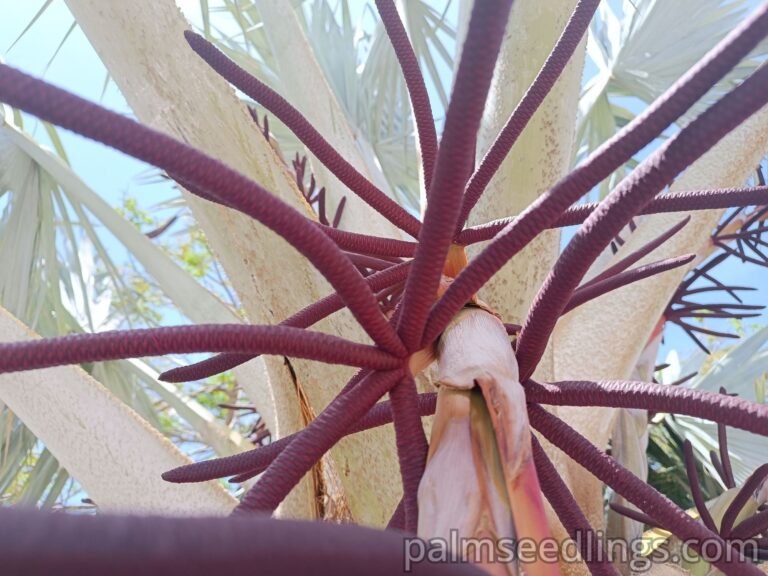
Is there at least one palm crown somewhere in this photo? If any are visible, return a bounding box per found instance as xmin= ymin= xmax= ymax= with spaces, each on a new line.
xmin=2 ymin=1 xmax=768 ymax=574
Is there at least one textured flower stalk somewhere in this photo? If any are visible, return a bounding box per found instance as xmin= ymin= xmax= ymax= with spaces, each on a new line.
xmin=0 ymin=506 xmax=486 ymax=576
xmin=1 ymin=0 xmax=768 ymax=574
xmin=184 ymin=31 xmax=422 ymax=239
xmin=457 ymin=0 xmax=601 ymax=231
xmin=457 ymin=187 xmax=768 ymax=246
xmin=375 ymin=0 xmax=438 ymax=193
xmin=161 ymin=261 xmax=413 ymax=383
xmin=0 ymin=324 xmax=402 ymax=373
xmin=424 ymin=3 xmax=768 ymax=346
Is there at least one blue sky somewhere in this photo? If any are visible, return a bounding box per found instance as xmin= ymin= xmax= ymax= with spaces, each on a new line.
xmin=2 ymin=0 xmax=767 ymax=371
xmin=2 ymin=1 xmax=177 ymax=208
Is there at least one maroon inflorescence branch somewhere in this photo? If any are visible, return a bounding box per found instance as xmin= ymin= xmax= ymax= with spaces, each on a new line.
xmin=1 ymin=0 xmax=768 ymax=574
xmin=612 ymin=421 xmax=768 ymax=562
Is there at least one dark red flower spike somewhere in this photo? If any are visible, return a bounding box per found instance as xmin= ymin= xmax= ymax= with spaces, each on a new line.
xmin=0 ymin=64 xmax=406 ymax=357
xmin=0 ymin=507 xmax=486 ymax=576
xmin=456 ymin=0 xmax=601 ymax=232
xmin=0 ymin=325 xmax=401 ymax=374
xmin=375 ymin=0 xmax=438 ymax=193
xmin=683 ymin=252 xmax=749 ymax=299
xmin=711 ymin=448 xmax=736 ymax=490
xmin=683 ymin=439 xmax=719 ymax=532
xmin=690 ymin=427 xmax=768 ymax=548
xmin=234 ymin=368 xmax=404 ymax=514
xmin=346 ymin=252 xmax=398 ymax=273
xmin=184 ymin=31 xmax=422 ymax=239
xmin=578 ymin=217 xmax=691 ymax=288
xmin=382 ymin=1 xmax=515 ymax=533
xmin=423 ymin=3 xmax=768 ymax=347
xmin=665 ymin=252 xmax=764 ymax=354
xmin=457 ymin=186 xmax=768 ymax=246
xmin=516 ymin=62 xmax=768 ymax=380
xmin=387 ymin=498 xmax=407 ymax=531
xmin=613 ymin=429 xmax=768 ymax=563
xmin=160 ymin=261 xmax=411 ymax=383
xmin=531 ymin=437 xmax=620 ymax=576
xmin=164 ymin=377 xmax=768 ymax=491
xmin=397 ymin=0 xmax=513 ymax=352
xmin=717 ymin=390 xmax=738 ymax=489
xmin=528 ymin=404 xmax=762 ymax=575
xmin=1 ymin=0 xmax=768 ymax=574
xmin=732 ymin=510 xmax=768 ymax=541
xmin=607 ymin=502 xmax=660 ymax=528
xmin=318 ymin=224 xmax=418 ymax=257
xmin=671 ymin=202 xmax=768 ymax=346
xmin=526 ymin=380 xmax=768 ymax=435
xmin=388 ymin=374 xmax=429 ymax=532
xmin=173 ymin=163 xmax=414 ymax=260
xmin=721 ymin=465 xmax=768 ymax=538
xmin=164 ymin=392 xmax=438 ymax=485
xmin=714 ymin=204 xmax=768 ymax=267
xmin=564 ymin=254 xmax=696 ymax=315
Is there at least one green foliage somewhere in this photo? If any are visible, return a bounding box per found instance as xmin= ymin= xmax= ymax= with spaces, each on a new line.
xmin=648 ymin=325 xmax=768 ymax=514
xmin=647 ymin=420 xmax=721 ymax=510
